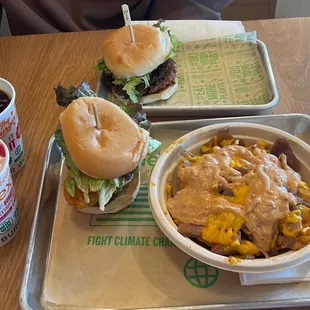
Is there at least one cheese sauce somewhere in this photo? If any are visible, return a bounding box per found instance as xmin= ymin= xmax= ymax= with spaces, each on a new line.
xmin=167 ymin=145 xmax=301 ymax=252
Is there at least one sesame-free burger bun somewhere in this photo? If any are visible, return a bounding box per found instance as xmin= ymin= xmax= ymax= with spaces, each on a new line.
xmin=102 ymin=24 xmax=172 ymax=78
xmin=59 ymin=97 xmax=149 ymax=180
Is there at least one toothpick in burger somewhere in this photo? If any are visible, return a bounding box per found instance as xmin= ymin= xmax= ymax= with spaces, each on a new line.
xmin=96 ymin=20 xmax=181 ymax=104
xmin=54 ymin=82 xmax=160 ymax=214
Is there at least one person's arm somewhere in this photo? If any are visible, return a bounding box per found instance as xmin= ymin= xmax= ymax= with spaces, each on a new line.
xmin=147 ymin=0 xmax=233 ymax=20
xmin=0 ymin=0 xmax=150 ymax=35
xmin=1 ymin=0 xmax=233 ymax=36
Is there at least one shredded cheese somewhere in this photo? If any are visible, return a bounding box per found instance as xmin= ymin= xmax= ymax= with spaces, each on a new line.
xmin=280 ymin=210 xmax=302 ymax=237
xmin=201 ymin=212 xmax=244 ymax=246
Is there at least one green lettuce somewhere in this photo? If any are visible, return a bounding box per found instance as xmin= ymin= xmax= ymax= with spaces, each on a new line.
xmin=113 ymin=74 xmax=151 ymax=103
xmin=94 ymin=60 xmax=112 ymax=75
xmin=54 ymin=81 xmax=160 ymax=148
xmin=148 ymin=136 xmax=161 ymax=154
xmin=152 ymin=19 xmax=169 ymax=32
xmin=167 ymin=33 xmax=182 ymax=59
xmin=95 ymin=19 xmax=181 ymax=104
xmin=114 ymin=77 xmax=141 ymax=103
xmin=153 ymin=19 xmax=182 ymax=59
xmin=88 ymin=178 xmax=106 ymax=192
xmin=141 ymin=75 xmax=150 ymax=88
xmin=114 ymin=176 xmax=130 ymax=188
xmin=54 ymin=81 xmax=96 ymax=107
xmin=55 ymin=128 xmax=104 ymax=201
xmin=55 ymin=128 xmax=130 ymax=210
xmin=64 ymin=178 xmax=76 ymax=197
xmin=98 ymin=180 xmax=118 ymax=211
xmin=95 ymin=64 xmax=151 ymax=103
xmin=54 ymin=82 xmax=162 ymax=210
xmin=54 ymin=129 xmax=79 ymax=172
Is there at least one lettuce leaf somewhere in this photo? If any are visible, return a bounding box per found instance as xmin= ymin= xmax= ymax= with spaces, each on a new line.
xmin=54 ymin=81 xmax=96 ymax=107
xmin=152 ymin=19 xmax=182 ymax=59
xmin=148 ymin=136 xmax=161 ymax=154
xmin=113 ymin=75 xmax=150 ymax=103
xmin=55 ymin=128 xmax=137 ymax=210
xmin=141 ymin=75 xmax=150 ymax=88
xmin=64 ymin=178 xmax=76 ymax=197
xmin=114 ymin=176 xmax=129 ymax=189
xmin=121 ymin=78 xmax=141 ymax=103
xmin=88 ymin=178 xmax=106 ymax=192
xmin=55 ymin=129 xmax=112 ymax=202
xmin=54 ymin=81 xmax=152 ymax=132
xmin=98 ymin=180 xmax=118 ymax=211
xmin=98 ymin=174 xmax=136 ymax=211
xmin=167 ymin=33 xmax=182 ymax=59
xmin=94 ymin=59 xmax=112 ymax=75
xmin=54 ymin=128 xmax=79 ymax=172
xmin=95 ymin=61 xmax=151 ymax=104
xmin=152 ymin=19 xmax=168 ymax=32
xmin=119 ymin=101 xmax=152 ymax=132
xmin=55 ymin=129 xmax=101 ymax=202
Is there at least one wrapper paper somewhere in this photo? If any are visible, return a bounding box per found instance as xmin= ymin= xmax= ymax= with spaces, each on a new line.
xmin=153 ymin=31 xmax=272 ymax=107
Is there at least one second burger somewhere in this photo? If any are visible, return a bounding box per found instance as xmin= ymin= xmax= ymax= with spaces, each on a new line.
xmin=96 ymin=20 xmax=181 ymax=105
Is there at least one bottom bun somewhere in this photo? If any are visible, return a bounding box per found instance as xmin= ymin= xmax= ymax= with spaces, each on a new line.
xmin=139 ymin=78 xmax=178 ymax=105
xmin=67 ymin=170 xmax=140 ymax=215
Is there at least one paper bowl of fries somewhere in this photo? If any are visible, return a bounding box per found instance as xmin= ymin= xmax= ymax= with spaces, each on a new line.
xmin=149 ymin=123 xmax=310 ymax=273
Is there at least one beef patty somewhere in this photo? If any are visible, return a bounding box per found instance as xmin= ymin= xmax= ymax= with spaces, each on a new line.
xmin=102 ymin=59 xmax=177 ymax=99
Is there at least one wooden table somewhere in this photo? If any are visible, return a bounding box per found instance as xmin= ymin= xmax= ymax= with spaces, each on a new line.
xmin=0 ymin=17 xmax=309 ymax=310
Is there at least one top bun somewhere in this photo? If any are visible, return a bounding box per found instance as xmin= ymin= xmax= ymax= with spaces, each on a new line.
xmin=59 ymin=97 xmax=149 ymax=180
xmin=102 ymin=24 xmax=172 ymax=78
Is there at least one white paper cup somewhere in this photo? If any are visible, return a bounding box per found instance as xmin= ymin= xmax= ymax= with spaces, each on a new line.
xmin=0 ymin=78 xmax=26 ymax=175
xmin=0 ymin=139 xmax=20 ymax=247
xmin=149 ymin=123 xmax=310 ymax=273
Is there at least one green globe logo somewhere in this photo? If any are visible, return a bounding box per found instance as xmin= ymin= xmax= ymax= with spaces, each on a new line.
xmin=183 ymin=258 xmax=219 ymax=288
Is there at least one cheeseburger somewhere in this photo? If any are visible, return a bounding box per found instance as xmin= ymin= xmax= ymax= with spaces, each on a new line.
xmin=96 ymin=20 xmax=181 ymax=104
xmin=54 ymin=92 xmax=158 ymax=214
